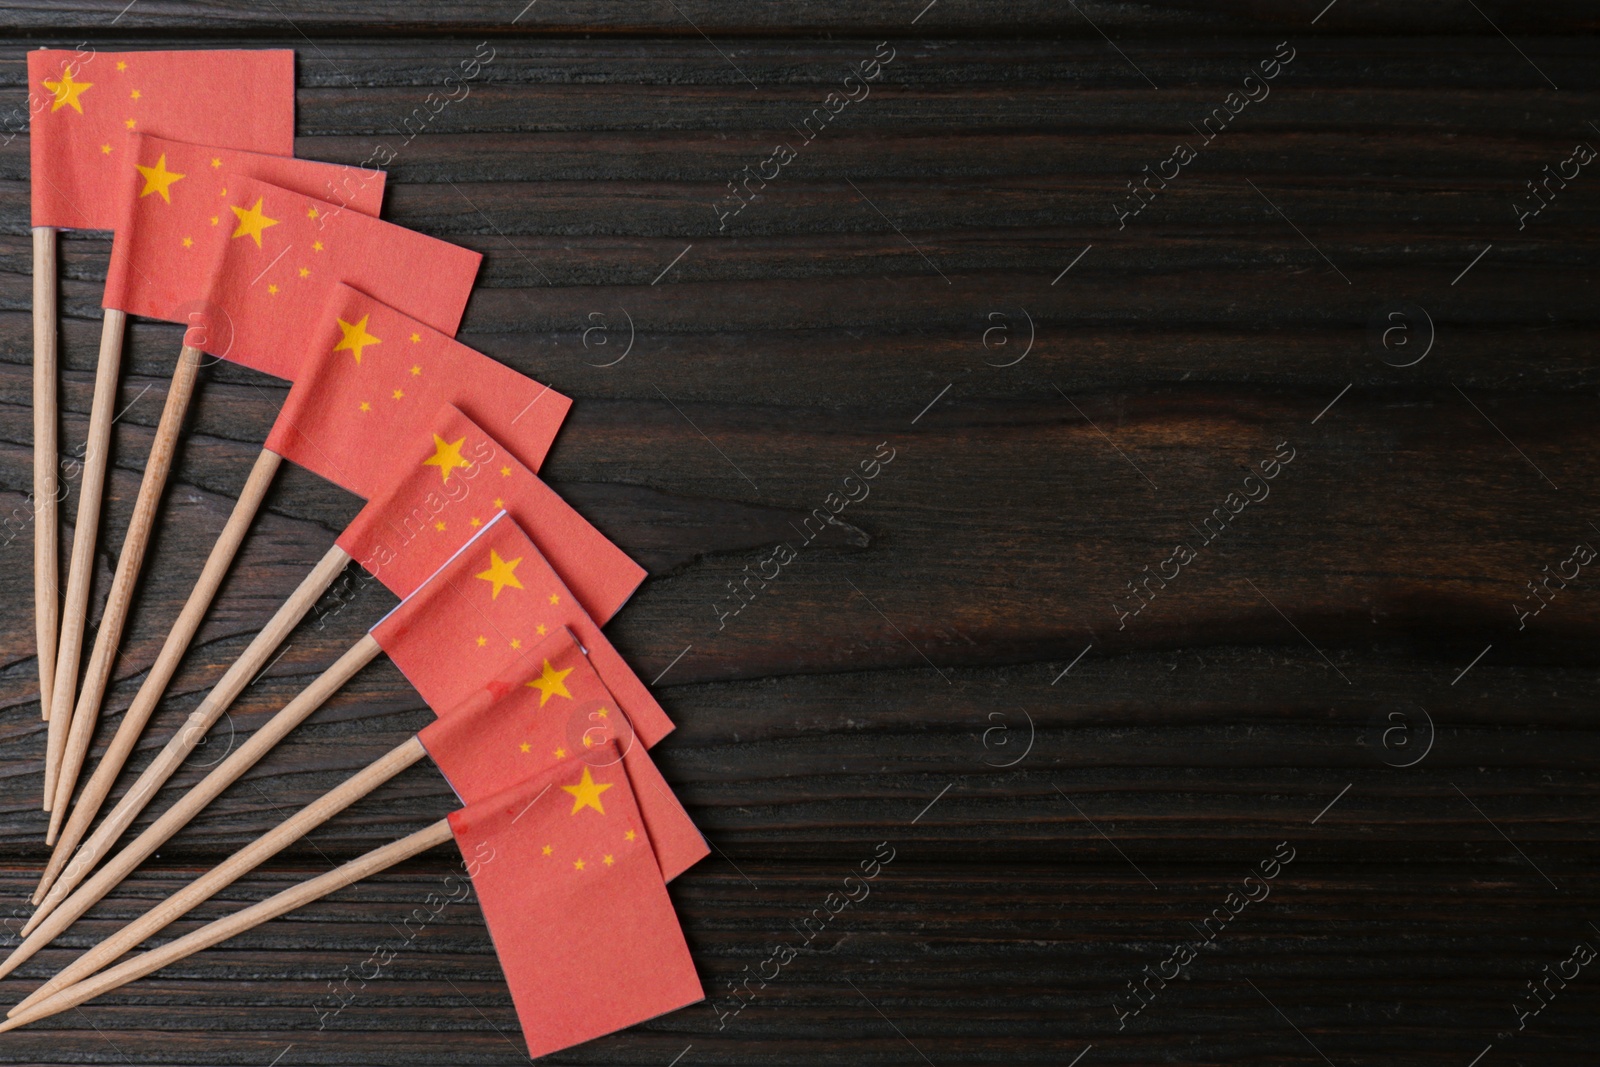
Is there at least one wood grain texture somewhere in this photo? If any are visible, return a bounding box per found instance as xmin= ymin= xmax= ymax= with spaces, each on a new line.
xmin=0 ymin=3 xmax=1596 ymax=1063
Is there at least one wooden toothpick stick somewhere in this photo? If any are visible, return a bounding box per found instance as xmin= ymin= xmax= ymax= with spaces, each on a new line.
xmin=32 ymin=227 xmax=59 ymax=725
xmin=0 ymin=819 xmax=454 ymax=1034
xmin=45 ymin=308 xmax=126 ymax=809
xmin=47 ymin=345 xmax=204 ymax=844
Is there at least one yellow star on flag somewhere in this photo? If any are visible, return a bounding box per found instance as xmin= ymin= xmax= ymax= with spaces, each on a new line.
xmin=524 ymin=659 xmax=573 ymax=706
xmin=519 ymin=742 xmax=531 ymax=753
xmin=43 ymin=68 xmax=92 ymax=113
xmin=542 ymin=844 xmax=552 ymax=856
xmin=625 ymin=829 xmax=637 ymax=841
xmin=359 ymin=401 xmax=372 ymax=412
xmin=135 ymin=154 xmax=185 ymax=202
xmin=130 ymin=89 xmax=141 ymax=99
xmin=100 ymin=143 xmax=111 ymax=155
xmin=475 ymin=549 xmax=524 ymax=599
xmin=116 ymin=61 xmax=127 ymax=72
xmin=548 ymin=593 xmax=560 ymax=605
xmin=422 ymin=434 xmax=470 ymax=483
xmin=334 ymin=315 xmax=381 ymax=364
xmin=229 ymin=197 xmax=280 ymax=247
xmin=561 ymin=767 xmax=613 ymax=815
xmin=603 ymin=854 xmax=614 ymax=866
xmin=181 ymin=237 xmax=193 ymax=248
xmin=123 ymin=118 xmax=135 ymax=129
xmin=574 ymin=859 xmax=585 ymax=871
xmin=535 ymin=624 xmax=548 ymax=636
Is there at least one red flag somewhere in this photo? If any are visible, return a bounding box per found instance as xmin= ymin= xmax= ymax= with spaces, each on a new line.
xmin=263 ymin=285 xmax=569 ymax=497
xmin=338 ymin=404 xmax=642 ymax=624
xmin=105 ymin=172 xmax=481 ymax=381
xmin=29 ymin=48 xmax=295 ymax=230
xmin=449 ymin=748 xmax=703 ymax=1059
xmin=370 ymin=513 xmax=672 ymax=746
xmin=102 ymin=134 xmax=386 ymax=344
xmin=420 ymin=627 xmax=707 ymax=881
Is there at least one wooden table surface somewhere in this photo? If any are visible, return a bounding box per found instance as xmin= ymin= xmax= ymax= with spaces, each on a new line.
xmin=0 ymin=2 xmax=1596 ymax=1064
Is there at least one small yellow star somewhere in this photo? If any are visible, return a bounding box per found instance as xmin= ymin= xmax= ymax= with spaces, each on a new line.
xmin=474 ymin=549 xmax=524 ymax=599
xmin=116 ymin=61 xmax=127 ymax=72
xmin=519 ymin=742 xmax=531 ymax=753
xmin=267 ymin=284 xmax=279 ymax=295
xmin=307 ymin=207 xmax=319 ymax=218
xmin=541 ymin=844 xmax=552 ymax=856
xmin=130 ymin=89 xmax=141 ymax=99
xmin=135 ymin=153 xmax=185 ymax=202
xmin=470 ymin=517 xmax=482 ymax=527
xmin=391 ymin=389 xmax=404 ymax=400
xmin=219 ymin=187 xmax=226 ymax=196
xmin=500 ymin=466 xmax=511 ymax=477
xmin=583 ymin=735 xmax=593 ymax=748
xmin=510 ymin=638 xmax=522 ymax=650
xmin=333 ymin=314 xmax=380 ymax=364
xmin=43 ymin=67 xmax=92 ymax=113
xmin=535 ymin=624 xmax=548 ymax=636
xmin=229 ymin=197 xmax=280 ymax=247
xmin=209 ymin=215 xmax=219 ymax=226
xmin=410 ymin=365 xmax=421 ymax=376
xmin=297 ymin=266 xmax=309 ymax=279
xmin=603 ymin=854 xmax=614 ymax=866
xmin=359 ymin=401 xmax=371 ymax=412
xmin=493 ymin=498 xmax=504 ymax=508
xmin=573 ymin=859 xmax=585 ymax=871
xmin=313 ymin=240 xmax=324 ymax=252
xmin=554 ymin=747 xmax=567 ymax=759
xmin=548 ymin=593 xmax=560 ymax=606
xmin=210 ymin=157 xmax=222 ymax=168
xmin=410 ymin=332 xmax=421 ymax=343
xmin=99 ymin=143 xmax=111 ymax=154
xmin=597 ymin=708 xmax=609 ymax=719
xmin=423 ymin=434 xmax=471 ymax=483
xmin=181 ymin=237 xmax=193 ymax=248
xmin=525 ymin=659 xmax=574 ymax=706
xmin=434 ymin=521 xmax=445 ymax=532
xmin=476 ymin=635 xmax=487 ymax=647
xmin=561 ymin=766 xmax=614 ymax=815
xmin=625 ymin=829 xmax=636 ymax=841
xmin=123 ymin=118 xmax=135 ymax=129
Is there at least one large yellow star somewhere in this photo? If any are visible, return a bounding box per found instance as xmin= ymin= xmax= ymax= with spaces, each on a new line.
xmin=43 ymin=68 xmax=91 ymax=113
xmin=474 ymin=549 xmax=524 ymax=600
xmin=229 ymin=197 xmax=279 ymax=247
xmin=524 ymin=659 xmax=573 ymax=706
xmin=333 ymin=315 xmax=380 ymax=364
xmin=422 ymin=433 xmax=470 ymax=483
xmin=561 ymin=767 xmax=613 ymax=815
xmin=134 ymin=153 xmax=184 ymax=202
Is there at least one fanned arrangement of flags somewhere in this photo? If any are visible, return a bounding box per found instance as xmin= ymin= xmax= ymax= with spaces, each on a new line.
xmin=14 ymin=47 xmax=706 ymax=1054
